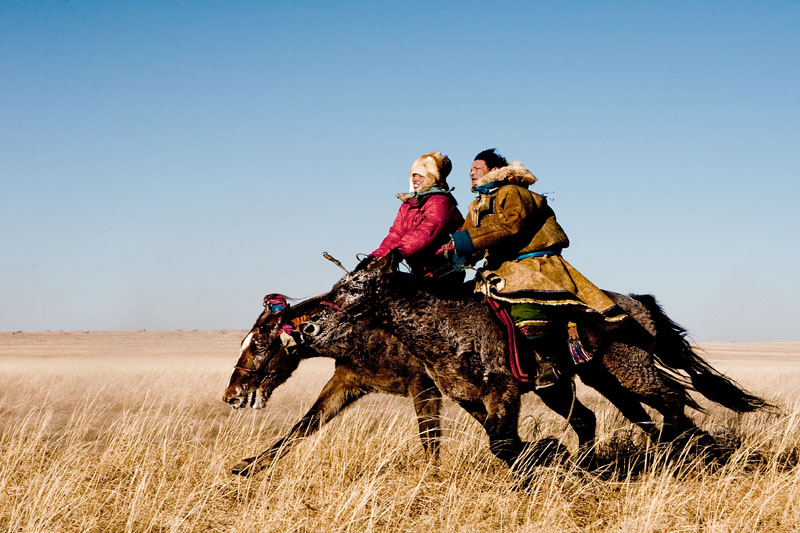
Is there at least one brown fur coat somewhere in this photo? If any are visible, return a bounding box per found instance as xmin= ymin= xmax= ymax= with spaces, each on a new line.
xmin=461 ymin=162 xmax=625 ymax=322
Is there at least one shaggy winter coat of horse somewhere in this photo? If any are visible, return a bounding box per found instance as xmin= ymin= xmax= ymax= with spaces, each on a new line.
xmin=299 ymin=252 xmax=771 ymax=474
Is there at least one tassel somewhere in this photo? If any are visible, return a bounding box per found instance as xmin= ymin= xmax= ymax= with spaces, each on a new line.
xmin=567 ymin=321 xmax=593 ymax=364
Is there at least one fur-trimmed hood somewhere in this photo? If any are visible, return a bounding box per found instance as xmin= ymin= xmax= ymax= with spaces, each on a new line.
xmin=472 ymin=160 xmax=537 ymax=189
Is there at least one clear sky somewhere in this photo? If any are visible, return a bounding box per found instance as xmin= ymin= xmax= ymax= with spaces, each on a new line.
xmin=1 ymin=1 xmax=798 ymax=341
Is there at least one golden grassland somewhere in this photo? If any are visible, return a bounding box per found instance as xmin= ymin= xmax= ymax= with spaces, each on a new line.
xmin=1 ymin=331 xmax=800 ymax=532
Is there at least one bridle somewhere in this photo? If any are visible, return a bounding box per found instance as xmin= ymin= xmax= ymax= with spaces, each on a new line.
xmin=320 ymin=300 xmax=345 ymax=312
xmin=233 ymin=294 xmax=365 ymax=378
xmin=233 ymin=325 xmax=292 ymax=381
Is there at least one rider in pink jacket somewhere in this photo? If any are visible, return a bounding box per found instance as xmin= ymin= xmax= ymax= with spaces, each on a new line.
xmin=371 ymin=152 xmax=464 ymax=279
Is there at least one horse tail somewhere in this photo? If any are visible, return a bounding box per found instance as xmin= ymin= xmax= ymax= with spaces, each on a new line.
xmin=632 ymin=294 xmax=773 ymax=413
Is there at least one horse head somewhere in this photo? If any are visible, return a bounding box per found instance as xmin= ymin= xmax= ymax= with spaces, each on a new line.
xmin=223 ymin=295 xmax=314 ymax=409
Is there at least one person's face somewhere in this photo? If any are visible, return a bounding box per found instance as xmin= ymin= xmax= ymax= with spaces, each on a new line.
xmin=411 ymin=173 xmax=426 ymax=191
xmin=470 ymin=159 xmax=491 ymax=186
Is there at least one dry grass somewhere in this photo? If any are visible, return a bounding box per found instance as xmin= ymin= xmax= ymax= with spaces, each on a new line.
xmin=1 ymin=332 xmax=800 ymax=532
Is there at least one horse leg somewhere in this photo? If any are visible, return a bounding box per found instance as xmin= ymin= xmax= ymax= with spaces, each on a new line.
xmin=408 ymin=376 xmax=442 ymax=458
xmin=232 ymin=367 xmax=367 ymax=476
xmin=534 ymin=379 xmax=597 ymax=465
xmin=455 ymin=399 xmax=488 ymax=425
xmin=577 ymin=364 xmax=661 ymax=441
xmin=480 ymin=389 xmax=525 ymax=468
xmin=600 ymin=342 xmax=705 ymax=444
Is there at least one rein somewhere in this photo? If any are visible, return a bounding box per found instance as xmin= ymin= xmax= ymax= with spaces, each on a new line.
xmin=320 ymin=300 xmax=345 ymax=312
xmin=320 ymin=299 xmax=368 ymax=319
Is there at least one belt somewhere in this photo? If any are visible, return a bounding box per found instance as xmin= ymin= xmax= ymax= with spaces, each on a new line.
xmin=516 ymin=247 xmax=562 ymax=260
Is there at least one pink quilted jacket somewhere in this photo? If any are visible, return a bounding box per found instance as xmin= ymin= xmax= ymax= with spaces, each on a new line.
xmin=372 ymin=192 xmax=464 ymax=276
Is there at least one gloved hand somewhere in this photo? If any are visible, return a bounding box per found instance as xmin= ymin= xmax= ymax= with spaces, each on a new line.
xmin=449 ymin=232 xmax=475 ymax=270
xmin=451 ymin=249 xmax=468 ymax=270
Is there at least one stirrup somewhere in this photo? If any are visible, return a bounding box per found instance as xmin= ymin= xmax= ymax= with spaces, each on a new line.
xmin=535 ymin=362 xmax=560 ymax=389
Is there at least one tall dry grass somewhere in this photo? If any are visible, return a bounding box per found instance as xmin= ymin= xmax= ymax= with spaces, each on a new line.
xmin=1 ymin=332 xmax=800 ymax=532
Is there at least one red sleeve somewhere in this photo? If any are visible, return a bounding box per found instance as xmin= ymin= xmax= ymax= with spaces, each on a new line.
xmin=396 ymin=195 xmax=458 ymax=258
xmin=372 ymin=204 xmax=407 ymax=258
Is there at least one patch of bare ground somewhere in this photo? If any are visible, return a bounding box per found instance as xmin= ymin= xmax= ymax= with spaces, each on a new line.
xmin=1 ymin=332 xmax=799 ymax=532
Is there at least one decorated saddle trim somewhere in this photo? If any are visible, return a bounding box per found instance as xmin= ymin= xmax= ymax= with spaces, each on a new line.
xmin=485 ymin=290 xmax=627 ymax=323
xmin=485 ymin=297 xmax=531 ymax=384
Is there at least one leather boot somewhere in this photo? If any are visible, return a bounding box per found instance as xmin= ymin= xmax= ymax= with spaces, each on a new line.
xmin=533 ymin=349 xmax=560 ymax=389
xmin=524 ymin=328 xmax=564 ymax=389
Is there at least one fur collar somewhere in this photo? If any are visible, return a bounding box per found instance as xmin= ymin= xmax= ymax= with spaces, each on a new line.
xmin=472 ymin=161 xmax=537 ymax=189
xmin=396 ymin=192 xmax=417 ymax=203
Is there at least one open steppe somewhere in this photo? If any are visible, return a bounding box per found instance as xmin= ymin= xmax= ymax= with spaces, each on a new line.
xmin=1 ymin=331 xmax=800 ymax=532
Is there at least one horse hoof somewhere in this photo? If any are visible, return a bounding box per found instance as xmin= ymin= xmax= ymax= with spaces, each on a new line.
xmin=529 ymin=437 xmax=570 ymax=466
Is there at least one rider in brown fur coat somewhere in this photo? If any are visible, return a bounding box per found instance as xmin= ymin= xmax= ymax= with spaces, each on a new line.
xmin=451 ymin=149 xmax=626 ymax=388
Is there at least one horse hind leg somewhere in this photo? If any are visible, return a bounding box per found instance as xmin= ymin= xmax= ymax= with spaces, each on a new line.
xmin=600 ymin=341 xmax=706 ymax=444
xmin=577 ymin=364 xmax=661 ymax=441
xmin=232 ymin=367 xmax=367 ymax=476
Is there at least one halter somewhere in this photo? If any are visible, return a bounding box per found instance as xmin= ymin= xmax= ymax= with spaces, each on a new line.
xmin=233 ymin=322 xmax=294 ymax=378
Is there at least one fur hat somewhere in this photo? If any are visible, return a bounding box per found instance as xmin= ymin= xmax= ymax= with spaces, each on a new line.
xmin=407 ymin=152 xmax=452 ymax=193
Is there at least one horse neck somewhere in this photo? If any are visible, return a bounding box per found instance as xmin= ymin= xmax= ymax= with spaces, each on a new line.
xmin=380 ymin=283 xmax=477 ymax=349
xmin=293 ymin=343 xmax=336 ymax=362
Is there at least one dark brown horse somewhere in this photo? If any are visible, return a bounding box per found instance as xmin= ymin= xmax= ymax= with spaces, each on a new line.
xmin=299 ymin=251 xmax=771 ymax=472
xmin=223 ymin=294 xmax=442 ymax=475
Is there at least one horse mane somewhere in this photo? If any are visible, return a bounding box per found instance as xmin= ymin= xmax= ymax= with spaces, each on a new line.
xmin=255 ymin=292 xmax=329 ymax=329
xmin=386 ymin=271 xmax=479 ymax=303
xmin=287 ymin=293 xmax=330 ymax=315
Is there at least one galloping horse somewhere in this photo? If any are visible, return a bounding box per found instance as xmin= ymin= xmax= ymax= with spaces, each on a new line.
xmin=300 ymin=251 xmax=771 ymax=473
xmin=223 ymin=294 xmax=442 ymax=475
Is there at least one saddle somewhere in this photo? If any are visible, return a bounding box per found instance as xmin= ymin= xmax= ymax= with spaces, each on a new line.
xmin=485 ymin=298 xmax=592 ymax=383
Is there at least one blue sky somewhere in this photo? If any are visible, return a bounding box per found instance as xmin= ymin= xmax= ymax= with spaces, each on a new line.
xmin=1 ymin=1 xmax=798 ymax=341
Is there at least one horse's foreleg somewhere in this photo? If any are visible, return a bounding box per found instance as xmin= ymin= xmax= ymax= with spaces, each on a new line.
xmin=535 ymin=379 xmax=597 ymax=463
xmin=232 ymin=369 xmax=366 ymax=476
xmin=408 ymin=376 xmax=442 ymax=458
xmin=482 ymin=389 xmax=524 ymax=468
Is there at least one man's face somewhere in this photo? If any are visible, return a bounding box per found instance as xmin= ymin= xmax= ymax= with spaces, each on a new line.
xmin=470 ymin=159 xmax=491 ymax=186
